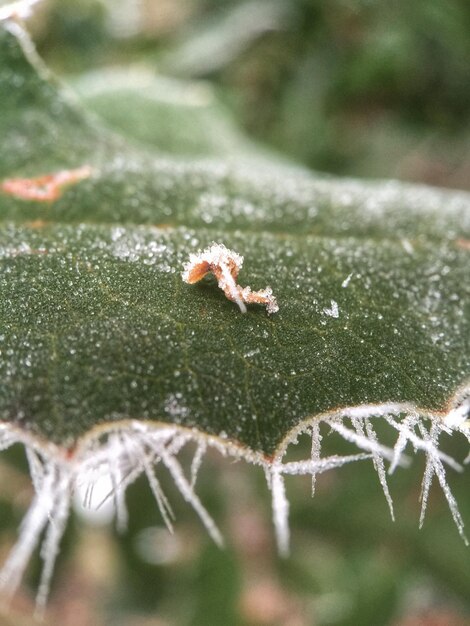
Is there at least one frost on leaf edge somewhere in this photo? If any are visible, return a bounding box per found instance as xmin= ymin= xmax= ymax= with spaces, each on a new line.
xmin=0 ymin=383 xmax=469 ymax=616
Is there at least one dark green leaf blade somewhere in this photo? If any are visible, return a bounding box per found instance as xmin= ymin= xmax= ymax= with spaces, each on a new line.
xmin=0 ymin=25 xmax=469 ymax=455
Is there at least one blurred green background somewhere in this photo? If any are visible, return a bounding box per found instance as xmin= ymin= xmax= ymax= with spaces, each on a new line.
xmin=1 ymin=1 xmax=470 ymax=624
xmin=30 ymin=0 xmax=470 ymax=190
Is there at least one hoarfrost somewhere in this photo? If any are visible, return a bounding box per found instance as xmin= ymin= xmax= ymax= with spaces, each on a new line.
xmin=164 ymin=393 xmax=189 ymax=419
xmin=323 ymin=300 xmax=339 ymax=318
xmin=0 ymin=397 xmax=469 ymax=609
xmin=341 ymin=273 xmax=353 ymax=288
xmin=269 ymin=466 xmax=290 ymax=557
xmin=401 ymin=238 xmax=414 ymax=255
xmin=0 ymin=0 xmax=42 ymax=22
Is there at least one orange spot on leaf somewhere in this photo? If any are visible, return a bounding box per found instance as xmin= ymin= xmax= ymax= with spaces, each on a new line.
xmin=24 ymin=219 xmax=51 ymax=229
xmin=456 ymin=238 xmax=470 ymax=251
xmin=1 ymin=166 xmax=93 ymax=202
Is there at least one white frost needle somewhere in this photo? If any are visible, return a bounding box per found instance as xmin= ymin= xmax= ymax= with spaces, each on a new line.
xmin=328 ymin=419 xmax=400 ymax=464
xmin=190 ymin=440 xmax=207 ymax=489
xmin=310 ymin=422 xmax=321 ymax=496
xmin=363 ymin=418 xmax=394 ymax=520
xmin=269 ymin=467 xmax=290 ymax=557
xmin=109 ymin=461 xmax=130 ymax=533
xmin=386 ymin=413 xmax=420 ymax=475
xmin=0 ymin=400 xmax=468 ymax=607
xmin=0 ymin=0 xmax=42 ymax=22
xmin=164 ymin=432 xmax=192 ymax=457
xmin=0 ymin=465 xmax=56 ymax=605
xmin=385 ymin=416 xmax=462 ymax=472
xmin=158 ymin=446 xmax=224 ymax=547
xmin=132 ymin=439 xmax=175 ymax=532
xmin=35 ymin=470 xmax=72 ymax=619
xmin=417 ymin=421 xmax=467 ymax=543
xmin=25 ymin=447 xmax=45 ymax=492
xmin=280 ymin=453 xmax=370 ymax=476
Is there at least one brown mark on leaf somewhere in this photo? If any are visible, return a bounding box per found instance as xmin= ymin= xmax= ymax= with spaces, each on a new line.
xmin=456 ymin=238 xmax=470 ymax=251
xmin=23 ymin=219 xmax=51 ymax=229
xmin=182 ymin=242 xmax=279 ymax=315
xmin=1 ymin=165 xmax=93 ymax=202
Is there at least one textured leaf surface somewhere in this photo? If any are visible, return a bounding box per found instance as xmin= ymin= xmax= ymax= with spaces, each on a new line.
xmin=0 ymin=24 xmax=469 ymax=454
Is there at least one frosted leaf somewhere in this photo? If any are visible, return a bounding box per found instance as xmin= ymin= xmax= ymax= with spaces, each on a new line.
xmin=0 ymin=16 xmax=469 ymax=613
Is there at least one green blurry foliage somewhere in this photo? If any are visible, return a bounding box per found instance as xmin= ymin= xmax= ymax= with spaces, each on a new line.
xmin=168 ymin=0 xmax=470 ymax=185
xmin=34 ymin=0 xmax=470 ymax=187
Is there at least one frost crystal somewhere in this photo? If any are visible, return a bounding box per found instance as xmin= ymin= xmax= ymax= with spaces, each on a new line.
xmin=341 ymin=273 xmax=353 ymax=288
xmin=323 ymin=299 xmax=339 ymax=318
xmin=0 ymin=397 xmax=469 ymax=610
xmin=182 ymin=242 xmax=279 ymax=314
xmin=0 ymin=0 xmax=42 ymax=22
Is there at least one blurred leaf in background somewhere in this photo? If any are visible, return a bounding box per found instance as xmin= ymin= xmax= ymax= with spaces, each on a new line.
xmin=27 ymin=0 xmax=470 ymax=188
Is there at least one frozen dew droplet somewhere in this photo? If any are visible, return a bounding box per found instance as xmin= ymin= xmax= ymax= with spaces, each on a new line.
xmin=323 ymin=300 xmax=339 ymax=318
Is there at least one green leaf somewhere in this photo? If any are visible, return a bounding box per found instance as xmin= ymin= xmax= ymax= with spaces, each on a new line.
xmin=0 ymin=22 xmax=469 ymax=458
xmin=73 ymin=68 xmax=259 ymax=158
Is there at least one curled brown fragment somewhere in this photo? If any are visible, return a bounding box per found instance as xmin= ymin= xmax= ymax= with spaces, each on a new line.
xmin=182 ymin=242 xmax=279 ymax=315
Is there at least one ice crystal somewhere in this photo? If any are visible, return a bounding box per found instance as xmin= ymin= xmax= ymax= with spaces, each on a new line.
xmin=0 ymin=0 xmax=42 ymax=22
xmin=341 ymin=273 xmax=353 ymax=288
xmin=0 ymin=397 xmax=469 ymax=611
xmin=323 ymin=299 xmax=339 ymax=318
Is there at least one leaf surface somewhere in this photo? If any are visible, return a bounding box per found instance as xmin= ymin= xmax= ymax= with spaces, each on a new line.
xmin=0 ymin=24 xmax=469 ymax=454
